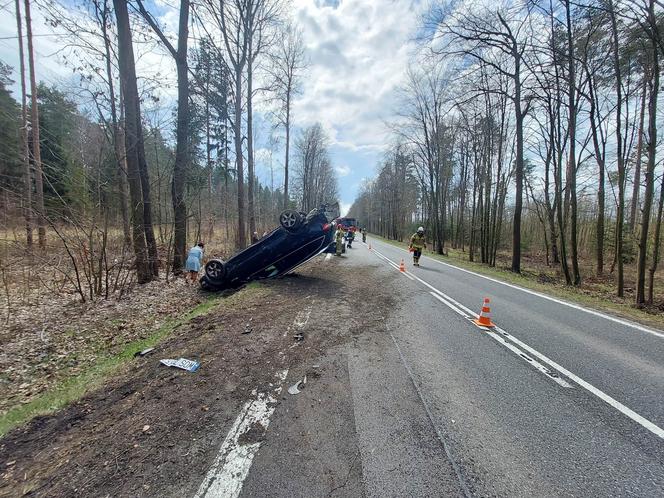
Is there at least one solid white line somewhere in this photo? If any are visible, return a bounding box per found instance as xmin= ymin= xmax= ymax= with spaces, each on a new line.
xmin=373 ymin=250 xmax=415 ymax=280
xmin=492 ymin=326 xmax=664 ymax=439
xmin=373 ymin=247 xmax=664 ymax=439
xmin=430 ymin=292 xmax=572 ymax=388
xmin=375 ymin=240 xmax=664 ymax=339
xmin=484 ymin=331 xmax=573 ymax=388
xmin=430 ymin=292 xmax=468 ymax=318
xmin=194 ymin=369 xmax=288 ymax=498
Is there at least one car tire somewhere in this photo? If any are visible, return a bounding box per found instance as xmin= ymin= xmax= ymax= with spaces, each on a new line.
xmin=279 ymin=210 xmax=303 ymax=232
xmin=204 ymin=259 xmax=226 ymax=283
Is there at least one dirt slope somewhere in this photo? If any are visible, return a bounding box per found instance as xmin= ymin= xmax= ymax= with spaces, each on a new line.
xmin=0 ymin=256 xmax=389 ymax=497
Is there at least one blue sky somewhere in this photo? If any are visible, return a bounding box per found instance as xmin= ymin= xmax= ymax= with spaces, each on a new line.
xmin=0 ymin=0 xmax=424 ymax=216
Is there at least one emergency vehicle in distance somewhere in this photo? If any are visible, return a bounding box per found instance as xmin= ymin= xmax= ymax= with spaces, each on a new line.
xmin=335 ymin=217 xmax=359 ymax=232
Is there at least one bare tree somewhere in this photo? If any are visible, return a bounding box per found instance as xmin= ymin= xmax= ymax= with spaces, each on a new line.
xmin=432 ymin=3 xmax=531 ymax=272
xmin=136 ymin=0 xmax=190 ymax=272
xmin=267 ymin=22 xmax=306 ymax=209
xmin=14 ymin=0 xmax=31 ymax=246
xmin=245 ymin=0 xmax=281 ymax=237
xmin=204 ymin=0 xmax=251 ymax=248
xmin=607 ymin=0 xmax=627 ymax=297
xmin=113 ymin=0 xmax=154 ymax=283
xmin=96 ymin=0 xmax=131 ymax=249
xmin=636 ymin=0 xmax=659 ymax=306
xmin=24 ymin=0 xmax=45 ymax=248
xmin=294 ymin=123 xmax=338 ymax=210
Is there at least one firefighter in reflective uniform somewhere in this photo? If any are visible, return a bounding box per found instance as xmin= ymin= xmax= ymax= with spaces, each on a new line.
xmin=409 ymin=227 xmax=426 ymax=266
xmin=335 ymin=225 xmax=345 ymax=256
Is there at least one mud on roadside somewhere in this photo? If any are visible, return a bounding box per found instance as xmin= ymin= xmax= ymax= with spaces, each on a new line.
xmin=0 ymin=256 xmax=392 ymax=498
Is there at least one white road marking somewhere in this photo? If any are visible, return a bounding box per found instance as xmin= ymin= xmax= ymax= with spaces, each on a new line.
xmin=373 ymin=251 xmax=415 ymax=280
xmin=194 ymin=369 xmax=288 ymax=498
xmin=372 ymin=247 xmax=664 ymax=440
xmin=294 ymin=307 xmax=312 ymax=330
xmin=429 ymin=292 xmax=467 ymax=318
xmin=284 ymin=306 xmax=312 ymax=337
xmin=376 ymin=240 xmax=664 ymax=340
xmin=430 ymin=292 xmax=572 ymax=388
xmin=491 ymin=326 xmax=664 ymax=439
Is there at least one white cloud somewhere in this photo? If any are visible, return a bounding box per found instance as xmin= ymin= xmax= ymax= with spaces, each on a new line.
xmin=334 ymin=164 xmax=351 ymax=177
xmin=291 ymin=0 xmax=423 ymax=154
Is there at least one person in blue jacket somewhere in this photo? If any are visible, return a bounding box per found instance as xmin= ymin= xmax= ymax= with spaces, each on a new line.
xmin=185 ymin=242 xmax=205 ymax=283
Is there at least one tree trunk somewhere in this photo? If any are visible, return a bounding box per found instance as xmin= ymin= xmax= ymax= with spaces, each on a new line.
xmin=565 ymin=0 xmax=580 ymax=285
xmin=284 ymin=96 xmax=290 ymax=209
xmin=636 ymin=19 xmax=658 ymax=306
xmin=101 ymin=0 xmax=131 ymax=248
xmin=234 ymin=67 xmax=246 ymax=249
xmin=24 ymin=0 xmax=45 ymax=249
xmin=113 ymin=0 xmax=152 ymax=283
xmin=512 ymin=63 xmax=523 ymax=274
xmin=597 ymin=158 xmax=605 ymax=275
xmin=609 ymin=0 xmax=625 ymax=297
xmin=648 ymin=161 xmax=664 ymax=305
xmin=137 ymin=111 xmax=159 ymax=277
xmin=171 ymin=0 xmax=190 ymax=273
xmin=247 ymin=42 xmax=256 ymax=238
xmin=630 ymin=80 xmax=647 ymax=232
xmin=15 ymin=0 xmax=32 ymax=246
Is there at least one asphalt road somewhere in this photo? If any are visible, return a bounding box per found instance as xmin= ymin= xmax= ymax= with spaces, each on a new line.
xmin=234 ymin=237 xmax=664 ymax=497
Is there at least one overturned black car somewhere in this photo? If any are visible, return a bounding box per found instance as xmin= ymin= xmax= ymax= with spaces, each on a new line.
xmin=200 ymin=205 xmax=337 ymax=291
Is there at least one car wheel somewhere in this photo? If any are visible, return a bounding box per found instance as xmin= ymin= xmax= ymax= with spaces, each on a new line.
xmin=204 ymin=259 xmax=226 ymax=283
xmin=279 ymin=210 xmax=303 ymax=231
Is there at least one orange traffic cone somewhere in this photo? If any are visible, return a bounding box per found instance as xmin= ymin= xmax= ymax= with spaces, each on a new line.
xmin=399 ymin=259 xmax=406 ymax=272
xmin=473 ymin=297 xmax=495 ymax=328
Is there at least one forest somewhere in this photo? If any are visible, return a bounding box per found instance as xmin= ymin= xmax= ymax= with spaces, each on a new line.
xmin=0 ymin=0 xmax=340 ymax=309
xmin=349 ymin=0 xmax=664 ymax=309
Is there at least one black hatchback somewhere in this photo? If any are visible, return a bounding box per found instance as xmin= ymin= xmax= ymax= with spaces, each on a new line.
xmin=200 ymin=205 xmax=337 ymax=291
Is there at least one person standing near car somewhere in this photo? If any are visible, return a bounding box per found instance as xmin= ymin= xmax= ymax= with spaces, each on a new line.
xmin=409 ymin=227 xmax=426 ymax=266
xmin=335 ymin=226 xmax=345 ymax=256
xmin=185 ymin=242 xmax=205 ymax=283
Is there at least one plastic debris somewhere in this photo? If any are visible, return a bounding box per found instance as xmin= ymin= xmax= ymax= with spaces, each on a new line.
xmin=134 ymin=347 xmax=155 ymax=357
xmin=287 ymin=375 xmax=307 ymax=395
xmin=293 ymin=332 xmax=304 ymax=342
xmin=159 ymin=358 xmax=200 ymax=372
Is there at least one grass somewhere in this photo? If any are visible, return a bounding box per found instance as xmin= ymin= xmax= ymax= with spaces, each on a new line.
xmin=374 ymin=235 xmax=664 ymax=331
xmin=0 ymin=288 xmax=257 ymax=438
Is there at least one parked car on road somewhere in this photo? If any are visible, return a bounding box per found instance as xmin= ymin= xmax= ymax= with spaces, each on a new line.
xmin=200 ymin=205 xmax=336 ymax=291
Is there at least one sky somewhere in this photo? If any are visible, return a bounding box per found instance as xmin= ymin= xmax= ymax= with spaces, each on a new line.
xmin=0 ymin=0 xmax=424 ymax=217
xmin=288 ymin=0 xmax=423 ymax=215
